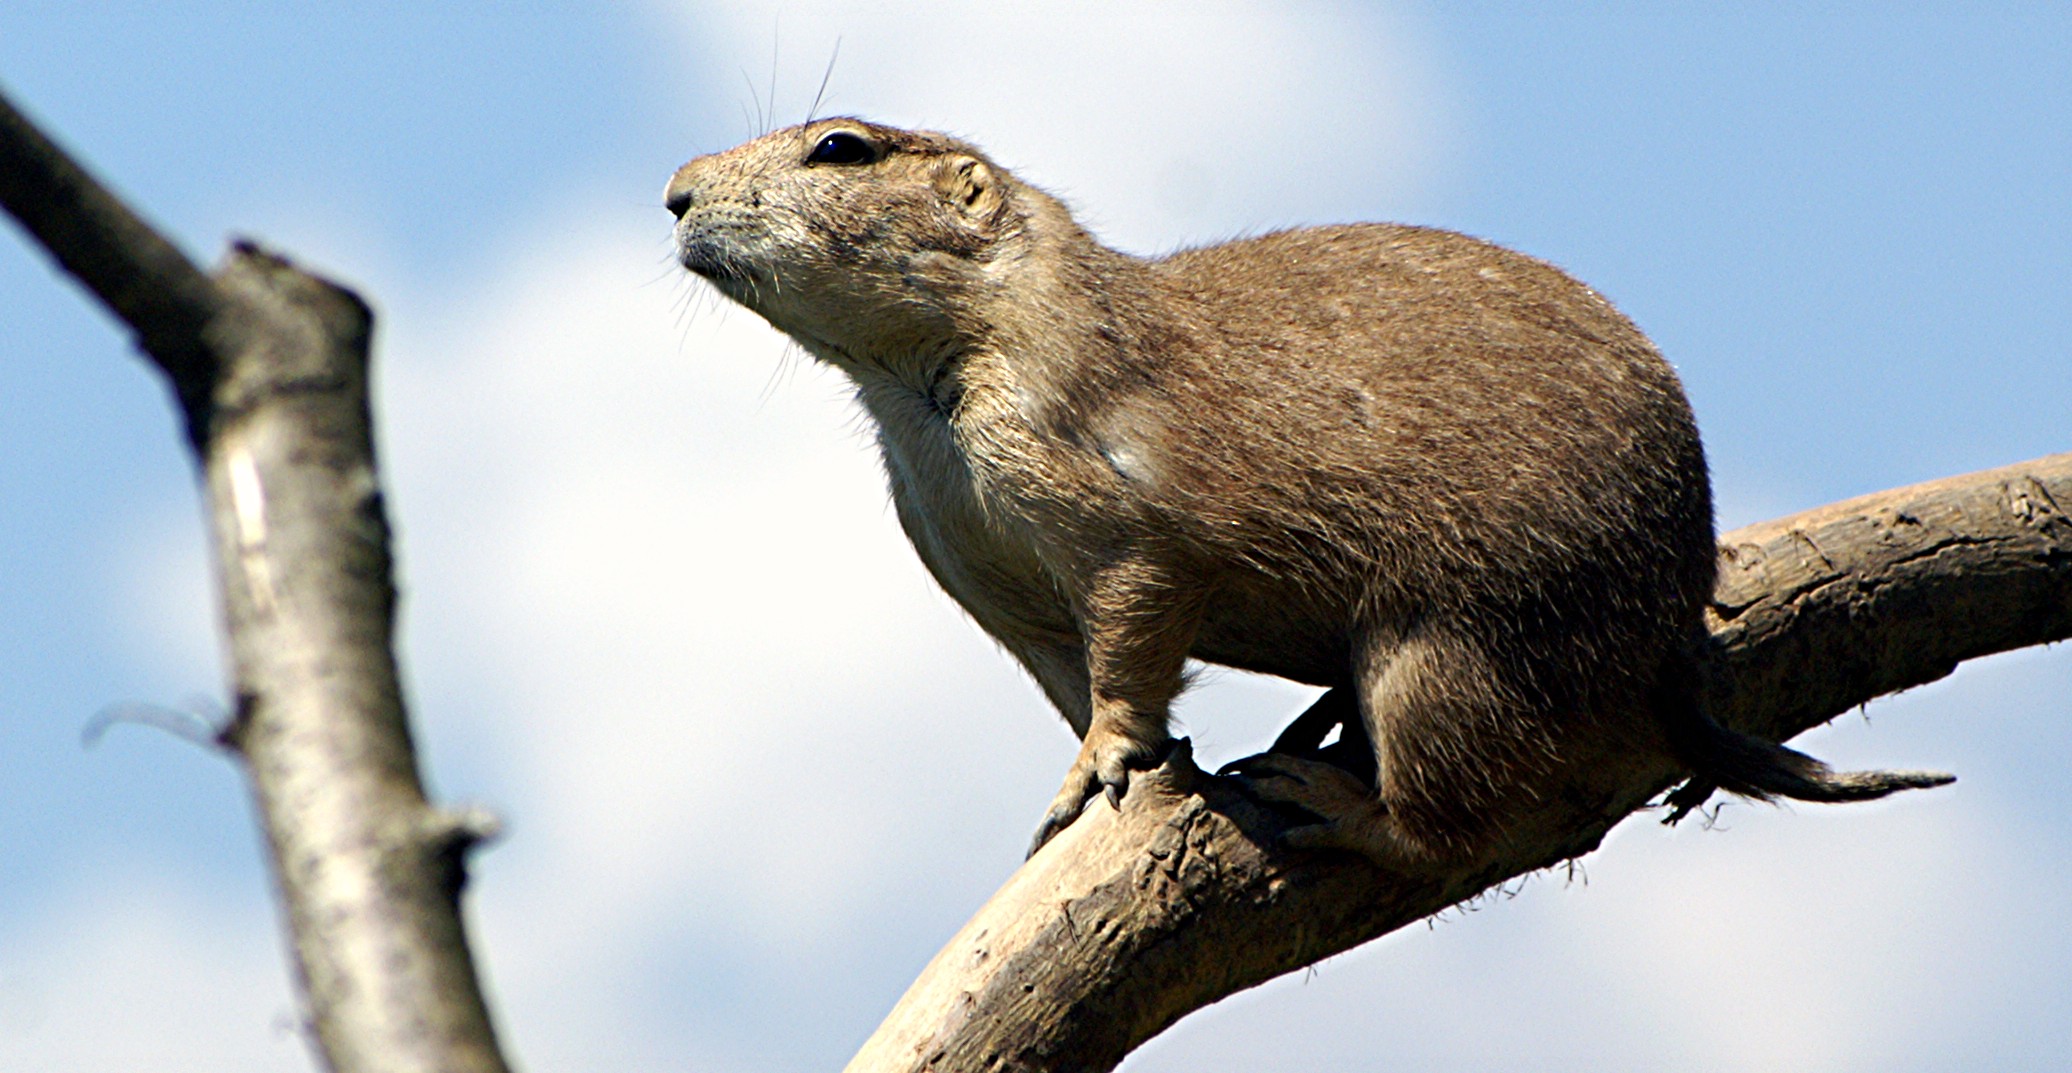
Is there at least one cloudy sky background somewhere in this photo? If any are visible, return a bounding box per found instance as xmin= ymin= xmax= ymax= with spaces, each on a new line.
xmin=2 ymin=4 xmax=2067 ymax=1070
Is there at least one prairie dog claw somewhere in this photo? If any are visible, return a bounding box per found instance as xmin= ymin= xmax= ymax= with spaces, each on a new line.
xmin=1229 ymin=752 xmax=1402 ymax=865
xmin=1027 ymin=729 xmax=1169 ymax=858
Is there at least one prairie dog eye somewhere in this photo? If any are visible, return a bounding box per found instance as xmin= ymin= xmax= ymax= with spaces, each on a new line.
xmin=807 ymin=131 xmax=877 ymax=166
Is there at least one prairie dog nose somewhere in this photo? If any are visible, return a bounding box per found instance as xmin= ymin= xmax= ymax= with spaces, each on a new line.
xmin=664 ymin=167 xmax=697 ymax=218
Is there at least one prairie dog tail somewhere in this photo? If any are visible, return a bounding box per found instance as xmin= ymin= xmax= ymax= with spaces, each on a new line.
xmin=1657 ymin=672 xmax=1954 ymax=824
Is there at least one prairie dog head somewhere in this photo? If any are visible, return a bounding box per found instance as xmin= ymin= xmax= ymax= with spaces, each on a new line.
xmin=666 ymin=118 xmax=1026 ymax=376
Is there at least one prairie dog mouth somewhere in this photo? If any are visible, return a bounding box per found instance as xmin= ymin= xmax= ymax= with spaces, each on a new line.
xmin=674 ymin=238 xmax=732 ymax=279
xmin=673 ymin=226 xmax=754 ymax=287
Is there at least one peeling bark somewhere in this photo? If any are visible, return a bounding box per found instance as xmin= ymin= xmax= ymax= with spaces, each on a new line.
xmin=847 ymin=453 xmax=2072 ymax=1073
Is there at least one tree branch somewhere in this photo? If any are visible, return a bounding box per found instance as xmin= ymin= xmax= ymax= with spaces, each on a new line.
xmin=0 ymin=85 xmax=512 ymax=1073
xmin=847 ymin=452 xmax=2072 ymax=1073
xmin=0 ymin=86 xmax=218 ymax=435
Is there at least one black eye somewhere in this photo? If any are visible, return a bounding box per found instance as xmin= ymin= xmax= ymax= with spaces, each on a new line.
xmin=807 ymin=131 xmax=876 ymax=166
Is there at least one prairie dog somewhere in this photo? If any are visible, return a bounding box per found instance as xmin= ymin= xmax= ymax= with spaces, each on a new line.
xmin=664 ymin=119 xmax=1949 ymax=868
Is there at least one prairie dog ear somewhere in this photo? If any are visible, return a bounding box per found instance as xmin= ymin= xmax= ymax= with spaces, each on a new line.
xmin=934 ymin=154 xmax=1003 ymax=218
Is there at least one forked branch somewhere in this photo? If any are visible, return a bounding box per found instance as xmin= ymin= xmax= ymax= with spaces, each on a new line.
xmin=1 ymin=85 xmax=511 ymax=1073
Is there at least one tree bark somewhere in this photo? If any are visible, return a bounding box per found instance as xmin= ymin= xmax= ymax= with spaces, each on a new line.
xmin=846 ymin=452 xmax=2072 ymax=1073
xmin=2 ymin=87 xmax=512 ymax=1073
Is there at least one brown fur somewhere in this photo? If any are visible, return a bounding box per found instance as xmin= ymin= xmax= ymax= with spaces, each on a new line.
xmin=665 ymin=119 xmax=1948 ymax=869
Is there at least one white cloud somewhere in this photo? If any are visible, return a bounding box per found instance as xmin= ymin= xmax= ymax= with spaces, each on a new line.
xmin=655 ymin=0 xmax=1454 ymax=253
xmin=98 ymin=506 xmax=217 ymax=697
xmin=0 ymin=875 xmax=308 ymax=1073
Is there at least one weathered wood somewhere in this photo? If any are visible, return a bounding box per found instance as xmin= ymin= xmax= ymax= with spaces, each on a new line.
xmin=1 ymin=86 xmax=513 ymax=1073
xmin=201 ymin=245 xmax=512 ymax=1073
xmin=847 ymin=453 xmax=2072 ymax=1073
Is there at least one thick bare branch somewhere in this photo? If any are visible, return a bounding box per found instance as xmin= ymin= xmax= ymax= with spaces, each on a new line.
xmin=0 ymin=86 xmax=512 ymax=1073
xmin=201 ymin=244 xmax=512 ymax=1073
xmin=1704 ymin=458 xmax=2072 ymax=740
xmin=848 ymin=452 xmax=2072 ymax=1073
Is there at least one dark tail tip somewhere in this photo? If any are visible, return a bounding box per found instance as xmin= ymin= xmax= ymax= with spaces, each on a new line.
xmin=1662 ymin=707 xmax=1954 ymax=825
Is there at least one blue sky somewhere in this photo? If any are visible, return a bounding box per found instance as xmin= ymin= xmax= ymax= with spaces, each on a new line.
xmin=2 ymin=5 xmax=2067 ymax=1071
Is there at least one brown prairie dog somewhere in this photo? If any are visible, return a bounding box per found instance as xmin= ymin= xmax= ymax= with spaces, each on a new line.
xmin=665 ymin=118 xmax=1949 ymax=869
